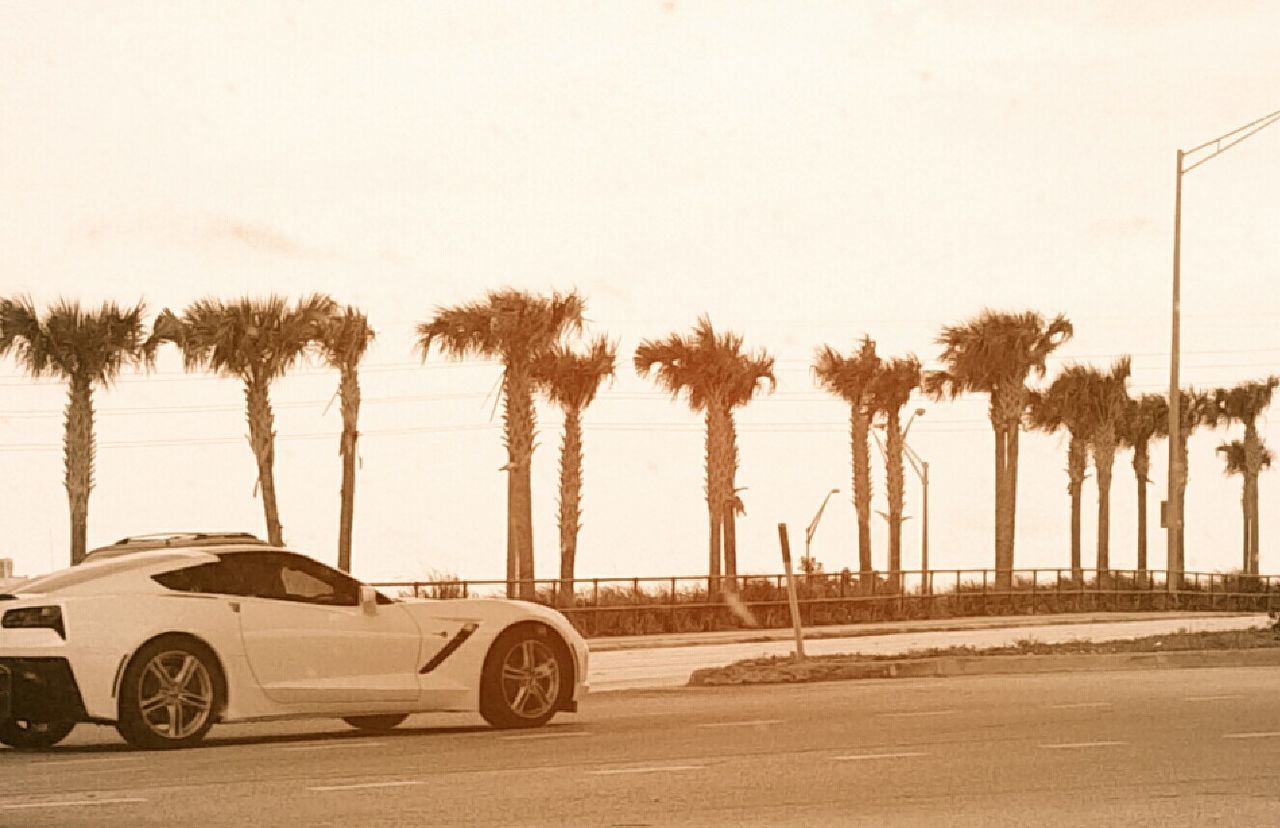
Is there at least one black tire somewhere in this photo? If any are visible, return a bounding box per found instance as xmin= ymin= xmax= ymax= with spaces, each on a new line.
xmin=342 ymin=714 xmax=408 ymax=732
xmin=0 ymin=718 xmax=76 ymax=751
xmin=116 ymin=635 xmax=223 ymax=750
xmin=478 ymin=625 xmax=569 ymax=730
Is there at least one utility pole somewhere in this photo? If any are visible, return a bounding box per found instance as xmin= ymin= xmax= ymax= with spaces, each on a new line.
xmin=1166 ymin=108 xmax=1280 ymax=592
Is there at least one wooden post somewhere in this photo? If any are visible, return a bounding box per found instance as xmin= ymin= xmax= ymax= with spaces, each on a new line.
xmin=777 ymin=523 xmax=806 ymax=661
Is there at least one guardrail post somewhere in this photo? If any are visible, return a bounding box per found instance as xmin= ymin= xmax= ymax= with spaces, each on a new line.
xmin=592 ymin=578 xmax=599 ymax=608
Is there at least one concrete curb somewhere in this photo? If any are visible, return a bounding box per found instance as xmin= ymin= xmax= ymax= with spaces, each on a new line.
xmin=689 ymin=647 xmax=1280 ymax=686
xmin=588 ymin=611 xmax=1262 ymax=653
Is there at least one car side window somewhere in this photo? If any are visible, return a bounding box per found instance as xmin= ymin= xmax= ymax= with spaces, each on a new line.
xmin=278 ymin=556 xmax=359 ymax=606
xmin=153 ymin=561 xmax=246 ymax=596
xmin=215 ymin=554 xmax=286 ymax=600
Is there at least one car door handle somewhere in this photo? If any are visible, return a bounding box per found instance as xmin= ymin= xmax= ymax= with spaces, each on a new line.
xmin=228 ymin=602 xmax=241 ymax=613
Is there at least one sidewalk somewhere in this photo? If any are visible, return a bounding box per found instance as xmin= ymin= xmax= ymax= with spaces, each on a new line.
xmin=586 ymin=610 xmax=1262 ymax=652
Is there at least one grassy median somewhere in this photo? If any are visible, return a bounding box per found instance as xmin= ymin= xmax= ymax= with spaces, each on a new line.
xmin=688 ymin=626 xmax=1280 ymax=686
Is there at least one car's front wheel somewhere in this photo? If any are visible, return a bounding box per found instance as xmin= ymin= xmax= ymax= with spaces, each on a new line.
xmin=0 ymin=718 xmax=76 ymax=750
xmin=117 ymin=635 xmax=222 ymax=750
xmin=478 ymin=625 xmax=568 ymax=729
xmin=342 ymin=714 xmax=408 ymax=732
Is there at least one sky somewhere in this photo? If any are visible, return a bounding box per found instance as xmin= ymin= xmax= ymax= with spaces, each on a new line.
xmin=2 ymin=1 xmax=1279 ymax=589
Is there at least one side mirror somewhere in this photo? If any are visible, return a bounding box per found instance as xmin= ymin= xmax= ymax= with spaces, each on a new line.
xmin=359 ymin=585 xmax=378 ymax=615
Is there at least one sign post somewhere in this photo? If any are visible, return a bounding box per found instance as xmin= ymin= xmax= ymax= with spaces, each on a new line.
xmin=777 ymin=523 xmax=806 ymax=662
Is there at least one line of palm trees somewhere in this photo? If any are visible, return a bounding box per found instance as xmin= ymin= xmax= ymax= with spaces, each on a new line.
xmin=1 ymin=294 xmax=1275 ymax=597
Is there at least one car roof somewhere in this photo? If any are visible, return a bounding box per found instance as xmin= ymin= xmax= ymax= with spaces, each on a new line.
xmin=82 ymin=532 xmax=273 ymax=563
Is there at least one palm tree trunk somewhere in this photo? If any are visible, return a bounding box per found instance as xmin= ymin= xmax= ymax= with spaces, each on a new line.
xmin=245 ymin=378 xmax=284 ymax=547
xmin=336 ymin=366 xmax=360 ymax=573
xmin=1238 ymin=482 xmax=1249 ymax=573
xmin=1133 ymin=443 xmax=1150 ymax=576
xmin=704 ymin=410 xmax=723 ymax=599
xmin=1249 ymin=476 xmax=1260 ymax=576
xmin=558 ymin=406 xmax=583 ymax=608
xmin=503 ymin=363 xmax=537 ymax=601
xmin=64 ymin=377 xmax=95 ymax=565
xmin=885 ymin=409 xmax=905 ymax=593
xmin=992 ymin=418 xmax=1005 ymax=584
xmin=506 ymin=475 xmax=517 ymax=598
xmin=1094 ymin=432 xmax=1116 ymax=576
xmin=992 ymin=415 xmax=1015 ymax=590
xmin=1008 ymin=422 xmax=1020 ymax=565
xmin=1245 ymin=424 xmax=1263 ymax=577
xmin=722 ymin=411 xmax=740 ymax=595
xmin=1068 ymin=435 xmax=1087 ymax=583
xmin=851 ymin=407 xmax=874 ymax=594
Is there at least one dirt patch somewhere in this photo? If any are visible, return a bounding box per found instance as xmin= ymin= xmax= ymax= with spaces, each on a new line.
xmin=688 ymin=626 xmax=1280 ymax=686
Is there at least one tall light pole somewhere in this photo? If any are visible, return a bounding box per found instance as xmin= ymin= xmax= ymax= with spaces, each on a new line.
xmin=873 ymin=408 xmax=930 ymax=592
xmin=903 ymin=408 xmax=929 ymax=593
xmin=1166 ymin=108 xmax=1280 ymax=591
xmin=804 ymin=487 xmax=841 ymax=568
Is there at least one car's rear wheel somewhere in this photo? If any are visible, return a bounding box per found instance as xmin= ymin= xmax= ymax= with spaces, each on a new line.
xmin=342 ymin=714 xmax=408 ymax=732
xmin=117 ymin=636 xmax=222 ymax=750
xmin=478 ymin=625 xmax=568 ymax=729
xmin=0 ymin=718 xmax=76 ymax=750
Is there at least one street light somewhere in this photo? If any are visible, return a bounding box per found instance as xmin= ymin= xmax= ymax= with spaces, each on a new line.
xmin=902 ymin=408 xmax=929 ymax=593
xmin=1166 ymin=108 xmax=1280 ymax=590
xmin=872 ymin=408 xmax=930 ymax=592
xmin=804 ymin=487 xmax=841 ymax=569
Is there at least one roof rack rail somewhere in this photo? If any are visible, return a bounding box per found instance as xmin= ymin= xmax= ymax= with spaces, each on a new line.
xmin=108 ymin=532 xmax=267 ymax=548
xmin=79 ymin=532 xmax=270 ymax=563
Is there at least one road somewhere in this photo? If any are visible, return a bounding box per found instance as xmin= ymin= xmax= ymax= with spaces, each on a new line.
xmin=5 ymin=665 xmax=1280 ymax=825
xmin=589 ymin=612 xmax=1268 ymax=691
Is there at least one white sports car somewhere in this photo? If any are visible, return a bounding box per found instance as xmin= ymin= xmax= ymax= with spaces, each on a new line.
xmin=0 ymin=533 xmax=588 ymax=750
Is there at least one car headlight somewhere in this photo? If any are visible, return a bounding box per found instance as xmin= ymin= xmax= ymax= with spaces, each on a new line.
xmin=2 ymin=606 xmax=65 ymax=639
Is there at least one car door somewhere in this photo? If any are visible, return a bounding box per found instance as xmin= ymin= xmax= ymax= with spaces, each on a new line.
xmin=227 ymin=553 xmax=423 ymax=705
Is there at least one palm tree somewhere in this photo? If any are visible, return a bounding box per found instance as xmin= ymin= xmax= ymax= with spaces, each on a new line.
xmin=813 ymin=338 xmax=880 ymax=592
xmin=924 ymin=309 xmax=1073 ymax=588
xmin=417 ymin=289 xmax=584 ymax=600
xmin=532 ymin=337 xmax=617 ymax=607
xmin=316 ymin=307 xmax=375 ymax=573
xmin=1209 ymin=377 xmax=1278 ymax=575
xmin=1025 ymin=369 xmax=1093 ymax=582
xmin=1083 ymin=358 xmax=1131 ymax=575
xmin=0 ymin=297 xmax=148 ymax=564
xmin=1117 ymin=394 xmax=1168 ymax=576
xmin=635 ymin=316 xmax=775 ymax=597
xmin=155 ymin=294 xmax=336 ymax=547
xmin=1169 ymin=388 xmax=1215 ymax=574
xmin=867 ymin=355 xmax=922 ymax=591
xmin=1216 ymin=439 xmax=1273 ymax=574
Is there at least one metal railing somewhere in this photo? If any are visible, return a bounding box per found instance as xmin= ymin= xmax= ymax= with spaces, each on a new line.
xmin=369 ymin=568 xmax=1278 ymax=638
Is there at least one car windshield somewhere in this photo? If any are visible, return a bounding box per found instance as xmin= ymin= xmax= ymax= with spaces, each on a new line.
xmin=12 ymin=554 xmax=201 ymax=595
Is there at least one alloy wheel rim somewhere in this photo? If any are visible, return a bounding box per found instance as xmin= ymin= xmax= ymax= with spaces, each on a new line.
xmin=499 ymin=639 xmax=560 ymax=719
xmin=137 ymin=650 xmax=214 ymax=740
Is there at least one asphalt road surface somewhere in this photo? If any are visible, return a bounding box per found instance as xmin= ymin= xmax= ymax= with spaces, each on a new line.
xmin=5 ymin=665 xmax=1280 ymax=826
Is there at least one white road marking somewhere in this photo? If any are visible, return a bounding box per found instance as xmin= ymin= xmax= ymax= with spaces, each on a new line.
xmin=589 ymin=765 xmax=704 ymax=776
xmin=30 ymin=756 xmax=145 ymax=767
xmin=833 ymin=752 xmax=928 ymax=761
xmin=1223 ymin=731 xmax=1280 ymax=740
xmin=696 ymin=719 xmax=783 ymax=729
xmin=282 ymin=741 xmax=384 ymax=752
xmin=877 ymin=709 xmax=958 ymax=718
xmin=1039 ymin=741 xmax=1127 ymax=750
xmin=308 ymin=780 xmax=422 ymax=792
xmin=500 ymin=731 xmax=592 ymax=741
xmin=0 ymin=798 xmax=147 ymax=811
xmin=1185 ymin=694 xmax=1244 ymax=702
xmin=1049 ymin=702 xmax=1113 ymax=710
